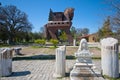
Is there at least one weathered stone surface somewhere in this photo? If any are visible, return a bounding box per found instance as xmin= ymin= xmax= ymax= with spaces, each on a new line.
xmin=101 ymin=37 xmax=119 ymax=78
xmin=70 ymin=38 xmax=100 ymax=80
xmin=0 ymin=48 xmax=13 ymax=77
xmin=53 ymin=45 xmax=66 ymax=78
xmin=75 ymin=50 xmax=92 ymax=63
xmin=73 ymin=39 xmax=76 ymax=46
xmin=75 ymin=38 xmax=92 ymax=63
xmin=14 ymin=47 xmax=22 ymax=55
xmin=78 ymin=38 xmax=88 ymax=51
xmin=70 ymin=67 xmax=101 ymax=80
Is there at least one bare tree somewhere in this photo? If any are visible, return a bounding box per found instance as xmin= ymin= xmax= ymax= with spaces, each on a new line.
xmin=76 ymin=28 xmax=89 ymax=37
xmin=0 ymin=5 xmax=32 ymax=44
xmin=105 ymin=0 xmax=120 ymax=41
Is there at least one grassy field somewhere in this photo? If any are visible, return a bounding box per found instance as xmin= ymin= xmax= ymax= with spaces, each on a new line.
xmin=12 ymin=46 xmax=101 ymax=60
xmin=19 ymin=46 xmax=101 ymax=57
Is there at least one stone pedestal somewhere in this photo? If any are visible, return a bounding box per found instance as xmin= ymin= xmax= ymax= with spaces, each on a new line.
xmin=101 ymin=37 xmax=119 ymax=78
xmin=70 ymin=67 xmax=101 ymax=80
xmin=14 ymin=47 xmax=22 ymax=55
xmin=53 ymin=45 xmax=66 ymax=78
xmin=0 ymin=48 xmax=13 ymax=77
xmin=75 ymin=50 xmax=92 ymax=63
xmin=70 ymin=38 xmax=103 ymax=79
xmin=73 ymin=39 xmax=76 ymax=46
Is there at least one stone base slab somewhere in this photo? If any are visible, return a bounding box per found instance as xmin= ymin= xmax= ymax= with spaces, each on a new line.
xmin=70 ymin=67 xmax=103 ymax=80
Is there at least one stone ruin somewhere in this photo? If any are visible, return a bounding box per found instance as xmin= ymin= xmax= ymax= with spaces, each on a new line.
xmin=75 ymin=38 xmax=92 ymax=63
xmin=53 ymin=45 xmax=66 ymax=78
xmin=44 ymin=8 xmax=74 ymax=43
xmin=101 ymin=37 xmax=119 ymax=78
xmin=70 ymin=37 xmax=119 ymax=79
xmin=70 ymin=38 xmax=100 ymax=80
xmin=0 ymin=48 xmax=13 ymax=77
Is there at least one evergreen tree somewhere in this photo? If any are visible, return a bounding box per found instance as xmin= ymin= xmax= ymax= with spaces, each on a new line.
xmin=98 ymin=17 xmax=113 ymax=39
xmin=70 ymin=26 xmax=76 ymax=39
xmin=48 ymin=8 xmax=53 ymax=21
xmin=59 ymin=31 xmax=68 ymax=42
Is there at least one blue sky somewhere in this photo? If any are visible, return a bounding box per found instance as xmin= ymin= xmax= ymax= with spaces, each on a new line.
xmin=0 ymin=0 xmax=112 ymax=33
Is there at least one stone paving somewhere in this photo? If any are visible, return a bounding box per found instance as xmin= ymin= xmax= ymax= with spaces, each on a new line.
xmin=0 ymin=60 xmax=114 ymax=80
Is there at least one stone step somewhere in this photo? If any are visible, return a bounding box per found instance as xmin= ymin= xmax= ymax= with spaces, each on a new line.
xmin=70 ymin=67 xmax=103 ymax=80
xmin=74 ymin=63 xmax=94 ymax=68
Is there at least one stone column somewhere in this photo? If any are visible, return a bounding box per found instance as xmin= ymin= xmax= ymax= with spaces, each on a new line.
xmin=0 ymin=48 xmax=13 ymax=77
xmin=101 ymin=37 xmax=119 ymax=78
xmin=54 ymin=45 xmax=66 ymax=78
xmin=73 ymin=39 xmax=76 ymax=46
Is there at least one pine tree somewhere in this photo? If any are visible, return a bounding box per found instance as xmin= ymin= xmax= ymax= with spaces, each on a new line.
xmin=59 ymin=31 xmax=68 ymax=42
xmin=48 ymin=8 xmax=53 ymax=21
xmin=98 ymin=17 xmax=113 ymax=39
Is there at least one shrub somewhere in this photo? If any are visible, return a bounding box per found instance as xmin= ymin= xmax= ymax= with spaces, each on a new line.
xmin=50 ymin=39 xmax=59 ymax=48
xmin=34 ymin=39 xmax=46 ymax=46
xmin=59 ymin=31 xmax=68 ymax=42
xmin=76 ymin=41 xmax=80 ymax=46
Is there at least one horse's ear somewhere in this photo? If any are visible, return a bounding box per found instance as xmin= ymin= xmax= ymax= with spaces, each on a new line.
xmin=69 ymin=8 xmax=74 ymax=11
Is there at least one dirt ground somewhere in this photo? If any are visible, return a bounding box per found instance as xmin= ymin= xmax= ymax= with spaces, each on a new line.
xmin=20 ymin=46 xmax=101 ymax=57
